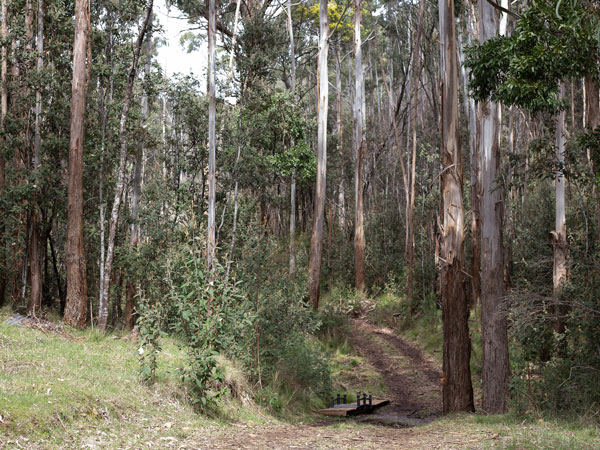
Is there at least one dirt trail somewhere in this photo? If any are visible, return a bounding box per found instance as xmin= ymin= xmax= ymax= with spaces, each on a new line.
xmin=345 ymin=319 xmax=443 ymax=422
xmin=200 ymin=319 xmax=457 ymax=449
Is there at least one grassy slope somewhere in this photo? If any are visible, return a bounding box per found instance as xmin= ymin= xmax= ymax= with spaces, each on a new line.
xmin=0 ymin=310 xmax=232 ymax=449
xmin=1 ymin=305 xmax=599 ymax=449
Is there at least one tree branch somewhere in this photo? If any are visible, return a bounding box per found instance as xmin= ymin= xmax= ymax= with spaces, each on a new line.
xmin=485 ymin=0 xmax=521 ymax=19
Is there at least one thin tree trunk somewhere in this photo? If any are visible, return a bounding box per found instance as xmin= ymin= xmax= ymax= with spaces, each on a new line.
xmin=98 ymin=75 xmax=112 ymax=330
xmin=335 ymin=44 xmax=345 ymax=230
xmin=125 ymin=21 xmax=152 ymax=331
xmin=460 ymin=8 xmax=480 ymax=307
xmin=353 ymin=0 xmax=366 ymax=293
xmin=98 ymin=1 xmax=153 ymax=331
xmin=553 ymin=83 xmax=567 ymax=296
xmin=439 ymin=0 xmax=474 ymax=414
xmin=64 ymin=0 xmax=90 ymax=328
xmin=407 ymin=0 xmax=425 ymax=302
xmin=307 ymin=0 xmax=329 ymax=309
xmin=225 ymin=144 xmax=241 ymax=280
xmin=207 ymin=0 xmax=216 ymax=272
xmin=479 ymin=0 xmax=509 ymax=413
xmin=287 ymin=0 xmax=296 ymax=275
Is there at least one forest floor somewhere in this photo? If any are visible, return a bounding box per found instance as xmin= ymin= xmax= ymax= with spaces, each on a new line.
xmin=1 ymin=309 xmax=599 ymax=449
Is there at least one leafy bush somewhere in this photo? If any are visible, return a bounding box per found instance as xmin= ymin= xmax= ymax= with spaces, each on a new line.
xmin=164 ymin=242 xmax=248 ymax=409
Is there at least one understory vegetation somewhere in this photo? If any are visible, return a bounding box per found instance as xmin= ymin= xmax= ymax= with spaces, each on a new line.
xmin=2 ymin=306 xmax=600 ymax=449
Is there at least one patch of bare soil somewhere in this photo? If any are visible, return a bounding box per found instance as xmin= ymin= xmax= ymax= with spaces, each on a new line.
xmin=4 ymin=313 xmax=77 ymax=340
xmin=198 ymin=421 xmax=491 ymax=450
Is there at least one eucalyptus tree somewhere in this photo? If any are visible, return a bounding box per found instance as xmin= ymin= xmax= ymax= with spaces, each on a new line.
xmin=28 ymin=0 xmax=44 ymax=315
xmin=0 ymin=0 xmax=8 ymax=306
xmin=287 ymin=0 xmax=297 ymax=275
xmin=64 ymin=0 xmax=91 ymax=328
xmin=207 ymin=0 xmax=217 ymax=272
xmin=307 ymin=0 xmax=328 ymax=309
xmin=478 ymin=0 xmax=509 ymax=414
xmin=353 ymin=0 xmax=366 ymax=293
xmin=438 ymin=0 xmax=474 ymax=413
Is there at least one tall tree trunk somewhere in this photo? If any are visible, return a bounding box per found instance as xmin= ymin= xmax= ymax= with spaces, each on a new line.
xmin=307 ymin=0 xmax=328 ymax=309
xmin=439 ymin=0 xmax=474 ymax=414
xmin=479 ymin=0 xmax=509 ymax=413
xmin=0 ymin=0 xmax=8 ymax=307
xmin=407 ymin=0 xmax=425 ymax=302
xmin=98 ymin=74 xmax=112 ymax=331
xmin=28 ymin=0 xmax=44 ymax=315
xmin=64 ymin=0 xmax=90 ymax=328
xmin=98 ymin=1 xmax=153 ymax=331
xmin=553 ymin=83 xmax=567 ymax=296
xmin=353 ymin=0 xmax=366 ymax=293
xmin=125 ymin=20 xmax=152 ymax=331
xmin=287 ymin=0 xmax=296 ymax=275
xmin=207 ymin=0 xmax=217 ymax=272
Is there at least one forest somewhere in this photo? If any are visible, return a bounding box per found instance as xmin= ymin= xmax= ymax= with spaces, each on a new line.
xmin=1 ymin=0 xmax=600 ymax=448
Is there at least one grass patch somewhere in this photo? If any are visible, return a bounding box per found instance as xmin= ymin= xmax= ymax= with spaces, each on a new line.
xmin=427 ymin=413 xmax=600 ymax=449
xmin=0 ymin=310 xmax=252 ymax=448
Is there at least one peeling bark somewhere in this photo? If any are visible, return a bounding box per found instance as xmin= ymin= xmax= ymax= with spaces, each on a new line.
xmin=439 ymin=0 xmax=474 ymax=414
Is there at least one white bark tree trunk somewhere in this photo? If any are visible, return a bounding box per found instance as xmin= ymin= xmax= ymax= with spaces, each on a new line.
xmin=287 ymin=0 xmax=297 ymax=275
xmin=353 ymin=0 xmax=366 ymax=293
xmin=207 ymin=0 xmax=217 ymax=272
xmin=479 ymin=0 xmax=509 ymax=413
xmin=553 ymin=82 xmax=567 ymax=295
xmin=307 ymin=0 xmax=329 ymax=308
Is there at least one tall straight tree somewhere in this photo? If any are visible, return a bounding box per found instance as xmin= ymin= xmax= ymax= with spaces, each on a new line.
xmin=287 ymin=0 xmax=296 ymax=275
xmin=98 ymin=0 xmax=153 ymax=331
xmin=207 ymin=0 xmax=217 ymax=271
xmin=353 ymin=0 xmax=366 ymax=293
xmin=438 ymin=0 xmax=474 ymax=413
xmin=307 ymin=0 xmax=328 ymax=309
xmin=64 ymin=0 xmax=90 ymax=328
xmin=478 ymin=0 xmax=509 ymax=413
xmin=0 ymin=0 xmax=8 ymax=306
xmin=28 ymin=0 xmax=44 ymax=315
